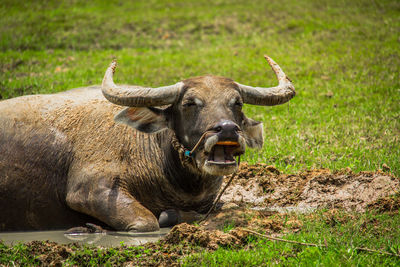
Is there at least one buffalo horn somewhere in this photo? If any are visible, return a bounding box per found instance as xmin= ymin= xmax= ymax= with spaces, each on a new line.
xmin=235 ymin=55 xmax=295 ymax=106
xmin=102 ymin=60 xmax=183 ymax=107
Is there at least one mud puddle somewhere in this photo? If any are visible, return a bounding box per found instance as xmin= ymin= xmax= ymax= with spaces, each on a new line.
xmin=0 ymin=228 xmax=170 ymax=247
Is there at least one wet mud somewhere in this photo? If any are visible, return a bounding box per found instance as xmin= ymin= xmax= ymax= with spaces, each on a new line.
xmin=221 ymin=163 xmax=399 ymax=212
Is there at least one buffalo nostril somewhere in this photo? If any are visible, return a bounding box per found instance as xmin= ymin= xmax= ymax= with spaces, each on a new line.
xmin=212 ymin=120 xmax=240 ymax=141
xmin=214 ymin=121 xmax=239 ymax=131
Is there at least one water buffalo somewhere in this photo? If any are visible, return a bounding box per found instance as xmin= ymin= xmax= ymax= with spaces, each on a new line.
xmin=0 ymin=56 xmax=294 ymax=231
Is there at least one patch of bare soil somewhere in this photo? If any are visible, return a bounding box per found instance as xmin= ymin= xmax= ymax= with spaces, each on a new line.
xmin=221 ymin=163 xmax=399 ymax=212
xmin=163 ymin=223 xmax=248 ymax=250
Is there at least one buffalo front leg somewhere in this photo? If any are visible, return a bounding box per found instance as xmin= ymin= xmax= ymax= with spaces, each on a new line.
xmin=66 ymin=178 xmax=159 ymax=232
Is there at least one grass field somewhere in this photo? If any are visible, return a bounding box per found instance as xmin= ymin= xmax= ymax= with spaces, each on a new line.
xmin=1 ymin=0 xmax=399 ymax=265
xmin=1 ymin=0 xmax=399 ymax=175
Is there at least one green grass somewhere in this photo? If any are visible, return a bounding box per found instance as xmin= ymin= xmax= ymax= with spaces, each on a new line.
xmin=183 ymin=211 xmax=400 ymax=266
xmin=1 ymin=0 xmax=399 ymax=265
xmin=1 ymin=0 xmax=399 ymax=176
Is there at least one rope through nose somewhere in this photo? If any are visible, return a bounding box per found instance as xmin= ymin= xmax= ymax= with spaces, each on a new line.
xmin=184 ymin=130 xmax=215 ymax=157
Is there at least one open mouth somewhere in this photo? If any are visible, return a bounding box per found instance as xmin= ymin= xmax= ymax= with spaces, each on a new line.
xmin=206 ymin=141 xmax=241 ymax=166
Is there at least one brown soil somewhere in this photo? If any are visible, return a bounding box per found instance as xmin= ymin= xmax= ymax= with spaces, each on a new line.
xmin=163 ymin=223 xmax=248 ymax=250
xmin=221 ymin=163 xmax=399 ymax=212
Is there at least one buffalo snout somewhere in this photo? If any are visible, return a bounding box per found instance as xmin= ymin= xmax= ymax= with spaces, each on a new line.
xmin=212 ymin=120 xmax=240 ymax=142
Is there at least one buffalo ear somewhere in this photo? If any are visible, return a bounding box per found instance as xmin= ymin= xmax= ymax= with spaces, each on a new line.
xmin=114 ymin=107 xmax=168 ymax=133
xmin=243 ymin=117 xmax=264 ymax=149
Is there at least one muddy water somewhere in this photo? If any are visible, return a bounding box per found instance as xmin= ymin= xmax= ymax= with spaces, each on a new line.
xmin=0 ymin=228 xmax=170 ymax=247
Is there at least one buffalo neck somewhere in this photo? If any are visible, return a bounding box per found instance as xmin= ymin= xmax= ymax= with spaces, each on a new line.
xmin=157 ymin=130 xmax=222 ymax=197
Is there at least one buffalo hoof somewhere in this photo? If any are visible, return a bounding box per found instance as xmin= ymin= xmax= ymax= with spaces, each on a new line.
xmin=159 ymin=209 xmax=180 ymax=228
xmin=159 ymin=209 xmax=204 ymax=227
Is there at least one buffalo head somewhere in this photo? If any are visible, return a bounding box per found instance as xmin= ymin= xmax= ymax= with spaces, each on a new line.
xmin=102 ymin=55 xmax=295 ymax=176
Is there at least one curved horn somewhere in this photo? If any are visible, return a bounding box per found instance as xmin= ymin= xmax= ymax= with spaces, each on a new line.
xmin=235 ymin=55 xmax=295 ymax=106
xmin=102 ymin=60 xmax=184 ymax=107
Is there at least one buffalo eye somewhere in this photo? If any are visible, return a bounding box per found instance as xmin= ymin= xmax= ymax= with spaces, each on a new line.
xmin=182 ymin=98 xmax=203 ymax=108
xmin=234 ymin=99 xmax=243 ymax=108
xmin=182 ymin=100 xmax=196 ymax=108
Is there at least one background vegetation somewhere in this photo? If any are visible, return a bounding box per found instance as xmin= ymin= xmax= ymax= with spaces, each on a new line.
xmin=1 ymin=0 xmax=398 ymax=175
xmin=0 ymin=0 xmax=399 ymax=265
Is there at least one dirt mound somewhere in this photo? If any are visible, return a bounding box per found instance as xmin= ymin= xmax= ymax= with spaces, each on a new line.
xmin=297 ymin=170 xmax=399 ymax=211
xmin=164 ymin=223 xmax=247 ymax=250
xmin=221 ymin=163 xmax=399 ymax=212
